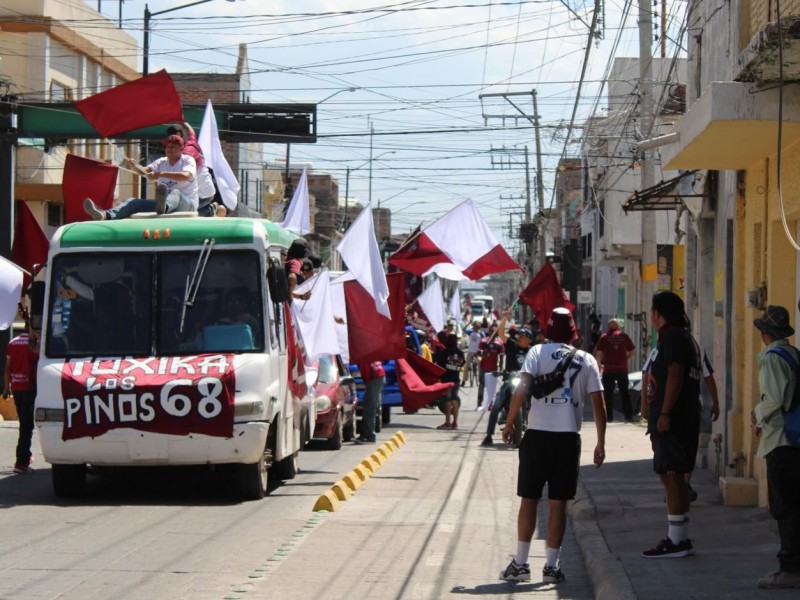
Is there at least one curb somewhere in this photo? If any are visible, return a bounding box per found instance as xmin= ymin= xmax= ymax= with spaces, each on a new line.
xmin=569 ymin=480 xmax=637 ymax=600
xmin=312 ymin=431 xmax=406 ymax=512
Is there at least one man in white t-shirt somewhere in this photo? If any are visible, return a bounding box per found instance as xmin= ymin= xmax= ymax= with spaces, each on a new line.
xmin=499 ymin=307 xmax=607 ymax=585
xmin=84 ymin=135 xmax=199 ymax=220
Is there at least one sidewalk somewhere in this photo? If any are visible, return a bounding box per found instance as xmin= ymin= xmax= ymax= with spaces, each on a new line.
xmin=573 ymin=416 xmax=798 ymax=600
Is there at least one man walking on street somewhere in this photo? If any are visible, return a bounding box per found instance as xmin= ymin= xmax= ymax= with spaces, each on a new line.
xmin=462 ymin=321 xmax=483 ymax=386
xmin=499 ymin=308 xmax=606 ymax=583
xmin=476 ymin=333 xmax=504 ymax=411
xmin=3 ymin=327 xmax=39 ymax=473
xmin=641 ymin=291 xmax=701 ymax=559
xmin=356 ymin=362 xmax=385 ymax=444
xmin=752 ymin=305 xmax=800 ymax=588
xmin=595 ymin=318 xmax=636 ymax=422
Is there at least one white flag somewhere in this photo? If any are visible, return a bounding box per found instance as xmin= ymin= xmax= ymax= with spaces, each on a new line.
xmin=417 ymin=278 xmax=445 ymax=334
xmin=291 ymin=270 xmax=339 ymax=359
xmin=280 ymin=167 xmax=310 ymax=234
xmin=336 ymin=203 xmax=391 ymax=318
xmin=0 ymin=256 xmax=23 ymax=330
xmin=198 ymin=99 xmax=240 ymax=211
xmin=448 ymin=284 xmax=461 ymax=325
xmin=329 ymin=271 xmax=355 ymax=363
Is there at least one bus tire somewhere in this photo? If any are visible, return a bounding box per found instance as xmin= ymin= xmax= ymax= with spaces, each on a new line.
xmin=237 ymin=451 xmax=269 ymax=500
xmin=272 ymin=451 xmax=298 ymax=480
xmin=52 ymin=464 xmax=86 ymax=498
xmin=326 ymin=411 xmax=343 ymax=451
xmin=382 ymin=405 xmax=391 ymax=425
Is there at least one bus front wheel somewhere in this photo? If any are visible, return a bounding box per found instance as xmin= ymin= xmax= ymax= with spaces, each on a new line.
xmin=52 ymin=464 xmax=86 ymax=498
xmin=237 ymin=450 xmax=270 ymax=500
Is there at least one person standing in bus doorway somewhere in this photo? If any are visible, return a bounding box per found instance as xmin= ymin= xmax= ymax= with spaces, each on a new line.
xmin=2 ymin=326 xmax=39 ymax=473
xmin=594 ymin=318 xmax=636 ymax=422
xmin=84 ymin=135 xmax=199 ymax=220
xmin=356 ymin=362 xmax=385 ymax=444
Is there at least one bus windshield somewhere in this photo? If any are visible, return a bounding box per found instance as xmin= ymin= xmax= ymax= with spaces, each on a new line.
xmin=47 ymin=250 xmax=265 ymax=358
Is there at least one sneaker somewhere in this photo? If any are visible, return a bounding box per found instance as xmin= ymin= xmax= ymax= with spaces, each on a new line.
xmin=83 ymin=197 xmax=106 ymax=221
xmin=450 ymin=422 xmax=458 ymax=430
xmin=641 ymin=537 xmax=694 ymax=559
xmin=542 ymin=565 xmax=565 ymax=584
xmin=499 ymin=558 xmax=531 ymax=582
xmin=354 ymin=437 xmax=375 ymax=445
xmin=758 ymin=570 xmax=800 ymax=588
xmin=481 ymin=435 xmax=493 ymax=447
xmin=687 ymin=484 xmax=698 ymax=503
xmin=13 ymin=463 xmax=34 ymax=474
xmin=436 ymin=423 xmax=451 ymax=430
xmin=155 ymin=183 xmax=169 ymax=214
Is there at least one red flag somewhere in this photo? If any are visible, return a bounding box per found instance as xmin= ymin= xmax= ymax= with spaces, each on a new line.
xmin=74 ymin=70 xmax=184 ymax=138
xmin=10 ymin=201 xmax=49 ymax=290
xmin=344 ymin=273 xmax=406 ymax=364
xmin=397 ymin=348 xmax=454 ymax=413
xmin=62 ymin=154 xmax=119 ymax=223
xmin=518 ymin=263 xmax=575 ymax=323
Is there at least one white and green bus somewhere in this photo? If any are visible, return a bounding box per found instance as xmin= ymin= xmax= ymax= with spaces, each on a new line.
xmin=34 ymin=217 xmax=308 ymax=500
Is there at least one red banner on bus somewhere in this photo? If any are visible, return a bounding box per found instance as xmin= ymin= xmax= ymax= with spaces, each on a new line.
xmin=60 ymin=355 xmax=236 ymax=441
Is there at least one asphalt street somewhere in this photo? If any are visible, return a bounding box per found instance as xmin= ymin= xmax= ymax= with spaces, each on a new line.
xmin=0 ymin=385 xmax=592 ymax=600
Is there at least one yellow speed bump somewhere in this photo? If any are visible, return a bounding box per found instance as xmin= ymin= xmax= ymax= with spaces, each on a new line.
xmin=371 ymin=451 xmax=386 ymax=466
xmin=394 ymin=431 xmax=407 ymax=444
xmin=376 ymin=446 xmax=389 ymax=460
xmin=331 ymin=480 xmax=353 ymax=501
xmin=381 ymin=442 xmax=395 ymax=455
xmin=313 ymin=490 xmax=341 ymax=512
xmin=342 ymin=471 xmax=363 ymax=492
xmin=388 ymin=437 xmax=400 ymax=450
xmin=361 ymin=457 xmax=378 ymax=473
xmin=353 ymin=465 xmax=369 ymax=483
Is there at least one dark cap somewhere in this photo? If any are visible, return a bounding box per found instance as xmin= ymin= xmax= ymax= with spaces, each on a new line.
xmin=516 ymin=327 xmax=533 ymax=339
xmin=754 ymin=305 xmax=795 ymax=339
xmin=161 ymin=134 xmax=185 ymax=148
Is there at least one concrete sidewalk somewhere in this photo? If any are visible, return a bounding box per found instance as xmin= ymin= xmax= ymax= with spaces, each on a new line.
xmin=573 ymin=418 xmax=798 ymax=600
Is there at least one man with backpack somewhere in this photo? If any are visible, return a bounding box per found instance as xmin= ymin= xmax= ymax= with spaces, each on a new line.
xmin=498 ymin=308 xmax=606 ymax=584
xmin=753 ymin=305 xmax=800 ymax=589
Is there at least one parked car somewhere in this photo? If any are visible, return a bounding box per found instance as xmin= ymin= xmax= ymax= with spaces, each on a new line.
xmin=350 ymin=326 xmax=423 ymax=429
xmin=308 ymin=354 xmax=357 ymax=450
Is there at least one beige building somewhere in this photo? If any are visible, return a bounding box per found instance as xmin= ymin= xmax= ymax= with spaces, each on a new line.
xmin=0 ymin=0 xmax=140 ymax=237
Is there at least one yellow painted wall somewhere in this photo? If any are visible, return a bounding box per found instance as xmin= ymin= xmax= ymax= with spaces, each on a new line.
xmin=737 ymin=149 xmax=800 ymax=505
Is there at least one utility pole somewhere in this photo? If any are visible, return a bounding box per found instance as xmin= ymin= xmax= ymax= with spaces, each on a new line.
xmin=368 ymin=121 xmax=374 ymax=205
xmin=639 ymin=0 xmax=657 ymax=356
xmin=343 ymin=166 xmax=350 ymax=231
xmin=532 ymin=90 xmax=546 ymax=269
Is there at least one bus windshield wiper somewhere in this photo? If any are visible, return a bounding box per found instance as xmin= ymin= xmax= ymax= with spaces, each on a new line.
xmin=180 ymin=238 xmax=215 ymax=334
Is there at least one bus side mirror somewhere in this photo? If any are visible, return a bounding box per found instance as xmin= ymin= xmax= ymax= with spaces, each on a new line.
xmin=27 ymin=281 xmax=46 ymax=331
xmin=267 ymin=259 xmax=290 ymax=303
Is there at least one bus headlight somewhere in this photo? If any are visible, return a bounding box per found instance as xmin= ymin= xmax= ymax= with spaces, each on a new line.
xmin=234 ymin=400 xmax=265 ymax=417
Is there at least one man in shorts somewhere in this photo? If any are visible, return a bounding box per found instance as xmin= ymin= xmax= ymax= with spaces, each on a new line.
xmin=436 ymin=333 xmax=465 ymax=429
xmin=499 ymin=308 xmax=606 ymax=583
xmin=641 ymin=291 xmax=702 ymax=558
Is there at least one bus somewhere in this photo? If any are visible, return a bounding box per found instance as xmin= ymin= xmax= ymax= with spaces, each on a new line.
xmin=33 ymin=217 xmax=308 ymax=500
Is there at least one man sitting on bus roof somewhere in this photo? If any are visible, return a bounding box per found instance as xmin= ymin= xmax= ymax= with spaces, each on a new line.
xmin=83 ymin=135 xmax=199 ymax=221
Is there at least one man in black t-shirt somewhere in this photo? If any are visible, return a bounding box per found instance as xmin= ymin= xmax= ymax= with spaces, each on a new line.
xmin=641 ymin=292 xmax=702 ymax=559
xmin=435 ymin=334 xmax=465 ymax=430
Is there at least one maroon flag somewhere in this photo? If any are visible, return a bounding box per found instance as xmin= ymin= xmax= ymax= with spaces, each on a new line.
xmin=397 ymin=349 xmax=454 ymax=413
xmin=10 ymin=201 xmax=49 ymax=289
xmin=62 ymin=154 xmax=119 ymax=223
xmin=74 ymin=70 xmax=184 ymax=138
xmin=344 ymin=273 xmax=406 ymax=364
xmin=518 ymin=263 xmax=575 ymax=323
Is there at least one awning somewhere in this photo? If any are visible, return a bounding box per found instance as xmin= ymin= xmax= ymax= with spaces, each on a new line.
xmin=623 ymin=170 xmax=705 ymax=213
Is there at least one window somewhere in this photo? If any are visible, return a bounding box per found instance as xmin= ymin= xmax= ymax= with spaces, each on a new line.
xmin=47 ymin=254 xmax=152 ymax=358
xmin=158 ymin=250 xmax=264 ymax=354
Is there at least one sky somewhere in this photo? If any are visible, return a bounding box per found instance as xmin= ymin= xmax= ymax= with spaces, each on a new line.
xmin=94 ymin=0 xmax=686 ymax=252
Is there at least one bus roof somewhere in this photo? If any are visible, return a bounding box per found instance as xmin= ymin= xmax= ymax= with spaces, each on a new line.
xmin=54 ymin=217 xmax=298 ymax=250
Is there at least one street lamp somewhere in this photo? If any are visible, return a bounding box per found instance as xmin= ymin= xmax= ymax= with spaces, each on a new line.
xmin=140 ymin=1 xmax=242 ymax=196
xmin=282 ymin=87 xmax=356 ymax=210
xmin=343 ymin=151 xmax=395 ymax=230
